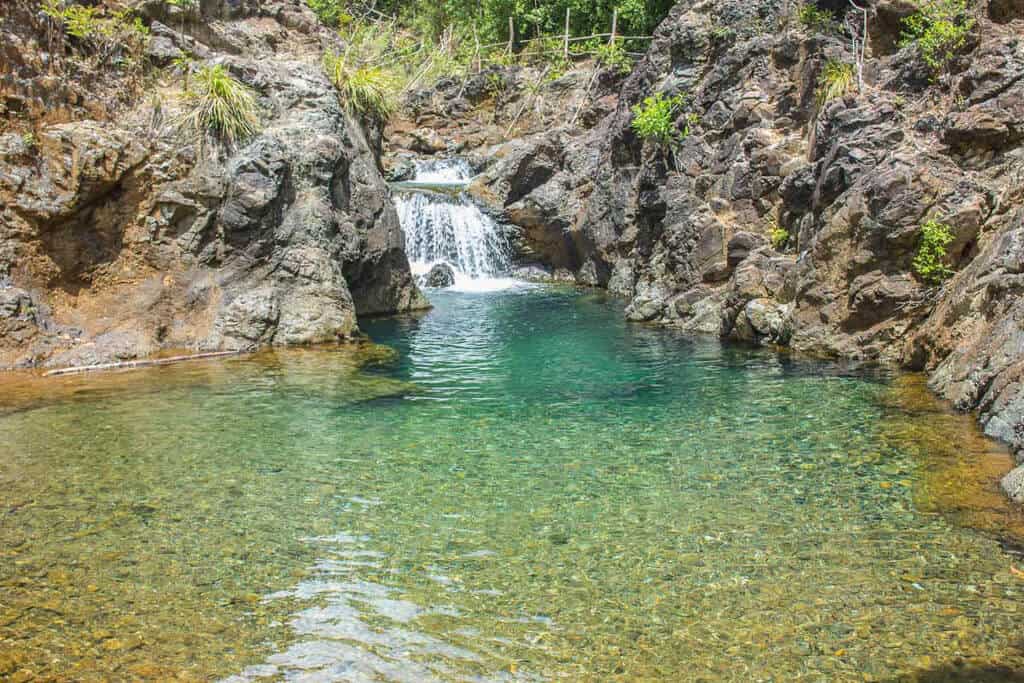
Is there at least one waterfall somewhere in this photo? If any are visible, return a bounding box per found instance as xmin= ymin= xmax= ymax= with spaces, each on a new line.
xmin=393 ymin=159 xmax=516 ymax=291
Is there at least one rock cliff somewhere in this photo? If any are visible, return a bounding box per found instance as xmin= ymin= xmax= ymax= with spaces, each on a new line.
xmin=402 ymin=1 xmax=1024 ymax=488
xmin=0 ymin=0 xmax=426 ymax=369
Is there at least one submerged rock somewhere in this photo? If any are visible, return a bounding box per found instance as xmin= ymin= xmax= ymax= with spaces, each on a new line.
xmin=421 ymin=263 xmax=456 ymax=289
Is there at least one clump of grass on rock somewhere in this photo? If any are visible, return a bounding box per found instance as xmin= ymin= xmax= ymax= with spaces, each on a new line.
xmin=323 ymin=50 xmax=397 ymax=122
xmin=816 ymin=59 xmax=856 ymax=110
xmin=180 ymin=64 xmax=259 ymax=147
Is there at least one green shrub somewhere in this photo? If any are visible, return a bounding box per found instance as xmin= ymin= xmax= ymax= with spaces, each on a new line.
xmin=796 ymin=3 xmax=838 ymax=33
xmin=180 ymin=64 xmax=260 ymax=146
xmin=41 ymin=0 xmax=101 ymax=40
xmin=769 ymin=225 xmax=790 ymax=250
xmin=305 ymin=0 xmax=351 ymax=27
xmin=22 ymin=132 xmax=39 ymax=153
xmin=596 ymin=40 xmax=632 ymax=75
xmin=40 ymin=1 xmax=149 ymax=64
xmin=324 ymin=51 xmax=396 ymax=121
xmin=901 ymin=0 xmax=975 ymax=75
xmin=631 ymin=93 xmax=692 ymax=148
xmin=816 ymin=59 xmax=856 ymax=109
xmin=484 ymin=71 xmax=507 ymax=97
xmin=912 ymin=220 xmax=956 ymax=285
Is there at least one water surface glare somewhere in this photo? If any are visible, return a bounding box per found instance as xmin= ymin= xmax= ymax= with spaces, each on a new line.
xmin=2 ymin=288 xmax=1024 ymax=681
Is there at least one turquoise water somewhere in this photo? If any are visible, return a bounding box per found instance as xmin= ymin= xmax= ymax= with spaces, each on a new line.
xmin=1 ymin=287 xmax=1024 ymax=681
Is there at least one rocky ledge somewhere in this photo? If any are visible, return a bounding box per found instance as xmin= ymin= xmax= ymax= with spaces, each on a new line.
xmin=0 ymin=0 xmax=427 ymax=369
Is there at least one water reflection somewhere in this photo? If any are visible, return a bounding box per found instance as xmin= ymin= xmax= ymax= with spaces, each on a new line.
xmin=226 ymin=521 xmax=539 ymax=683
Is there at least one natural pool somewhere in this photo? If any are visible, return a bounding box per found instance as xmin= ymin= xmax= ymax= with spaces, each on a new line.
xmin=2 ymin=286 xmax=1024 ymax=682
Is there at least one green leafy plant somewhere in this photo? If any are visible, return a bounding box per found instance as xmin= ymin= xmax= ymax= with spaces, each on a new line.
xmin=323 ymin=51 xmax=397 ymax=121
xmin=41 ymin=0 xmax=101 ymax=40
xmin=305 ymin=0 xmax=351 ymax=27
xmin=912 ymin=219 xmax=956 ymax=285
xmin=21 ymin=132 xmax=39 ymax=153
xmin=769 ymin=225 xmax=790 ymax=251
xmin=900 ymin=0 xmax=975 ymax=75
xmin=631 ymin=92 xmax=692 ymax=148
xmin=816 ymin=59 xmax=856 ymax=109
xmin=796 ymin=3 xmax=838 ymax=33
xmin=710 ymin=25 xmax=736 ymax=43
xmin=596 ymin=40 xmax=633 ymax=75
xmin=484 ymin=71 xmax=508 ymax=97
xmin=180 ymin=64 xmax=260 ymax=146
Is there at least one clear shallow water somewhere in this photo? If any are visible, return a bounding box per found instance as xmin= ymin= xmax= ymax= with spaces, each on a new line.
xmin=2 ymin=288 xmax=1024 ymax=681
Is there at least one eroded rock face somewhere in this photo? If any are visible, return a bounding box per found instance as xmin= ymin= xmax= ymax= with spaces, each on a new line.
xmin=444 ymin=0 xmax=1024 ymax=466
xmin=0 ymin=0 xmax=426 ymax=368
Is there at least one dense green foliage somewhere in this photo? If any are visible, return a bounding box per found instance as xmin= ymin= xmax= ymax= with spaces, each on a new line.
xmin=912 ymin=220 xmax=956 ymax=285
xmin=900 ymin=0 xmax=975 ymax=74
xmin=307 ymin=0 xmax=673 ymax=44
xmin=796 ymin=3 xmax=837 ymax=33
xmin=596 ymin=39 xmax=633 ymax=74
xmin=816 ymin=59 xmax=855 ymax=109
xmin=40 ymin=0 xmax=150 ymax=56
xmin=180 ymin=65 xmax=260 ymax=146
xmin=631 ymin=93 xmax=693 ymax=148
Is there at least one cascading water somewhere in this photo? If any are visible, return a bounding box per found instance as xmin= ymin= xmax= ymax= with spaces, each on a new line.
xmin=393 ymin=159 xmax=517 ymax=291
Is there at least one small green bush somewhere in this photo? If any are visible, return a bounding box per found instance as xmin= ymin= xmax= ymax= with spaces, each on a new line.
xmin=180 ymin=64 xmax=260 ymax=146
xmin=596 ymin=40 xmax=633 ymax=75
xmin=324 ymin=51 xmax=397 ymax=121
xmin=306 ymin=0 xmax=351 ymax=27
xmin=770 ymin=225 xmax=790 ymax=250
xmin=631 ymin=92 xmax=692 ymax=149
xmin=816 ymin=59 xmax=856 ymax=110
xmin=41 ymin=0 xmax=101 ymax=40
xmin=796 ymin=3 xmax=838 ymax=33
xmin=912 ymin=219 xmax=956 ymax=285
xmin=900 ymin=0 xmax=975 ymax=75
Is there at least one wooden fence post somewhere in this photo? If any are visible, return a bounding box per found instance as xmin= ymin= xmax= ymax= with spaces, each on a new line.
xmin=609 ymin=9 xmax=618 ymax=45
xmin=507 ymin=16 xmax=515 ymax=56
xmin=473 ymin=24 xmax=481 ymax=73
xmin=563 ymin=8 xmax=571 ymax=60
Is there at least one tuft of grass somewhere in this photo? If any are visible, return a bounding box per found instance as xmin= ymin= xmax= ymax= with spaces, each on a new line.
xmin=912 ymin=219 xmax=956 ymax=285
xmin=180 ymin=64 xmax=260 ymax=147
xmin=323 ymin=51 xmax=397 ymax=121
xmin=816 ymin=59 xmax=856 ymax=110
xmin=900 ymin=0 xmax=975 ymax=76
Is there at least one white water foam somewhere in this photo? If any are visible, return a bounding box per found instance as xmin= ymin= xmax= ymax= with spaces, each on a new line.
xmin=395 ymin=159 xmax=523 ymax=292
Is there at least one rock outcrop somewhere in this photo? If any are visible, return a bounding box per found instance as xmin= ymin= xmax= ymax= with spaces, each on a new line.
xmin=0 ymin=0 xmax=426 ymax=368
xmin=416 ymin=1 xmax=1024 ymax=482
